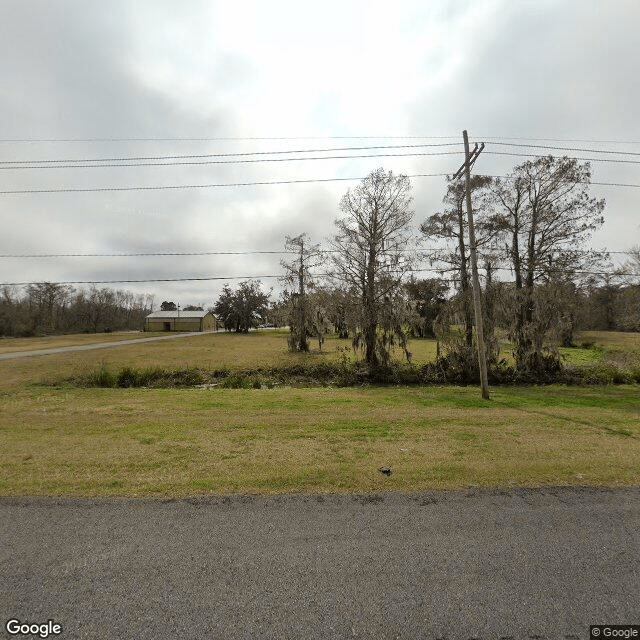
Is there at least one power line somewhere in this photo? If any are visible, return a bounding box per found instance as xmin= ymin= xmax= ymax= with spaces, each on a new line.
xmin=3 ymin=266 xmax=639 ymax=287
xmin=3 ymin=145 xmax=639 ymax=170
xmin=0 ymin=249 xmax=631 ymax=259
xmin=0 ymin=173 xmax=451 ymax=195
xmin=0 ymin=251 xmax=295 ymax=258
xmin=488 ymin=142 xmax=640 ymax=156
xmin=2 ymin=135 xmax=640 ymax=144
xmin=0 ymin=275 xmax=285 ymax=285
xmin=475 ymin=174 xmax=640 ymax=189
xmin=0 ymin=150 xmax=461 ymax=170
xmin=480 ymin=136 xmax=640 ymax=145
xmin=0 ymin=136 xmax=463 ymax=143
xmin=2 ymin=171 xmax=640 ymax=196
xmin=0 ymin=142 xmax=462 ymax=165
xmin=484 ymin=151 xmax=640 ymax=165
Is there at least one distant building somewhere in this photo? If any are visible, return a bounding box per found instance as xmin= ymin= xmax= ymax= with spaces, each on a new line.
xmin=144 ymin=310 xmax=217 ymax=332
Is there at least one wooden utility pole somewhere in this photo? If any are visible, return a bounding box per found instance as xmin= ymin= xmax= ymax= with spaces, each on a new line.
xmin=453 ymin=130 xmax=490 ymax=399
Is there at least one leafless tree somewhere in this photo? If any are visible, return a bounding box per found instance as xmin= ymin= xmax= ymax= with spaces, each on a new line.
xmin=420 ymin=175 xmax=496 ymax=348
xmin=488 ymin=156 xmax=606 ymax=371
xmin=610 ymin=246 xmax=640 ymax=330
xmin=0 ymin=284 xmax=152 ymax=336
xmin=619 ymin=245 xmax=640 ymax=285
xmin=26 ymin=282 xmax=75 ymax=334
xmin=280 ymin=233 xmax=323 ymax=351
xmin=330 ymin=168 xmax=417 ymax=367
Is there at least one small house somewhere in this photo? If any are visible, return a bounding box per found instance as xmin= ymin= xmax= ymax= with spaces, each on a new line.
xmin=144 ymin=310 xmax=216 ymax=332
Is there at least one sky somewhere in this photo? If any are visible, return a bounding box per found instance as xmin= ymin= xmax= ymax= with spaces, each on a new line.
xmin=0 ymin=0 xmax=638 ymax=309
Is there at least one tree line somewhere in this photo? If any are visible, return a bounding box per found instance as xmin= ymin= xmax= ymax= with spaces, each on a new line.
xmin=0 ymin=283 xmax=153 ymax=336
xmin=214 ymin=159 xmax=639 ymax=378
xmin=3 ymin=157 xmax=638 ymax=375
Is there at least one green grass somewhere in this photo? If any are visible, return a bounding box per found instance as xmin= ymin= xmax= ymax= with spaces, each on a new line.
xmin=0 ymin=328 xmax=639 ymax=497
xmin=1 ymin=384 xmax=638 ymax=496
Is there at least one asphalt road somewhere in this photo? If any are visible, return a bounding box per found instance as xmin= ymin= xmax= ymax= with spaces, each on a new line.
xmin=0 ymin=331 xmax=214 ymax=361
xmin=1 ymin=487 xmax=638 ymax=640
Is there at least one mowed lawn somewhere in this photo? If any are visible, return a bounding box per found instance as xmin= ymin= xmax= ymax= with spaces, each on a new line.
xmin=0 ymin=329 xmax=638 ymax=496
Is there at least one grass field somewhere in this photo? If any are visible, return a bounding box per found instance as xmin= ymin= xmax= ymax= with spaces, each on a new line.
xmin=0 ymin=330 xmax=440 ymax=389
xmin=0 ymin=329 xmax=638 ymax=496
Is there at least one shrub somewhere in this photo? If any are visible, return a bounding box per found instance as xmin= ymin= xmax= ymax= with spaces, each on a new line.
xmin=88 ymin=364 xmax=117 ymax=388
xmin=116 ymin=366 xmax=139 ymax=388
xmin=68 ymin=357 xmax=639 ymax=389
xmin=218 ymin=373 xmax=250 ymax=389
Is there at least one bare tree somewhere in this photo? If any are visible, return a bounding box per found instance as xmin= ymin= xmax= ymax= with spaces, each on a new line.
xmin=0 ymin=285 xmax=30 ymax=336
xmin=0 ymin=284 xmax=152 ymax=336
xmin=619 ymin=245 xmax=640 ymax=285
xmin=420 ymin=175 xmax=495 ymax=348
xmin=611 ymin=246 xmax=640 ymax=331
xmin=313 ymin=285 xmax=352 ymax=339
xmin=488 ymin=156 xmax=606 ymax=372
xmin=330 ymin=168 xmax=416 ymax=367
xmin=26 ymin=282 xmax=75 ymax=334
xmin=280 ymin=233 xmax=323 ymax=351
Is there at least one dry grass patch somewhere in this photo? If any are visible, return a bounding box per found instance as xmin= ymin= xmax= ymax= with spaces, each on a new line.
xmin=577 ymin=330 xmax=640 ymax=350
xmin=0 ymin=329 xmax=439 ymax=389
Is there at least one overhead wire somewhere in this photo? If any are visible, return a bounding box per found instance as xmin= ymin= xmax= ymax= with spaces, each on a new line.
xmin=481 ymin=136 xmax=640 ymax=145
xmin=483 ymin=151 xmax=640 ymax=165
xmin=0 ymin=173 xmax=449 ymax=195
xmin=1 ymin=135 xmax=640 ymax=144
xmin=474 ymin=174 xmax=640 ymax=189
xmin=0 ymin=142 xmax=463 ymax=165
xmin=487 ymin=142 xmax=640 ymax=156
xmin=2 ymin=144 xmax=639 ymax=171
xmin=1 ymin=135 xmax=636 ymax=286
xmin=2 ymin=141 xmax=638 ymax=167
xmin=3 ymin=266 xmax=639 ymax=287
xmin=1 ymin=172 xmax=639 ymax=195
xmin=0 ymin=136 xmax=463 ymax=143
xmin=0 ymin=249 xmax=631 ymax=259
xmin=0 ymin=150 xmax=462 ymax=170
xmin=0 ymin=251 xmax=296 ymax=258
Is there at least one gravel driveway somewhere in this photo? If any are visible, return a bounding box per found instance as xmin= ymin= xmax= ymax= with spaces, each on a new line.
xmin=0 ymin=331 xmax=214 ymax=361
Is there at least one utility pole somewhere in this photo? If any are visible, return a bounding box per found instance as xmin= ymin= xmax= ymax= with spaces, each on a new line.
xmin=453 ymin=130 xmax=490 ymax=400
xmin=298 ymin=235 xmax=307 ymax=352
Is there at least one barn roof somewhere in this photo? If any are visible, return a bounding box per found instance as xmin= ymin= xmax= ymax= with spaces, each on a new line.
xmin=145 ymin=310 xmax=212 ymax=319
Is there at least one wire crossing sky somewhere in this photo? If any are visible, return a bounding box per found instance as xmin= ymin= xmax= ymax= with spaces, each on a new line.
xmin=1 ymin=0 xmax=638 ymax=305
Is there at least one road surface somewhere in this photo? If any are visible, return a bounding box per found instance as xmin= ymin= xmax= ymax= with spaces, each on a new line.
xmin=1 ymin=487 xmax=638 ymax=639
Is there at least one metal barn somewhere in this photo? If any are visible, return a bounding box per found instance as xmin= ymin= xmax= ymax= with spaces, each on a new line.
xmin=144 ymin=310 xmax=216 ymax=332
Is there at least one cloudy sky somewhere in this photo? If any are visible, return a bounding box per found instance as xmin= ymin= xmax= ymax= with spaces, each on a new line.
xmin=1 ymin=0 xmax=638 ymax=309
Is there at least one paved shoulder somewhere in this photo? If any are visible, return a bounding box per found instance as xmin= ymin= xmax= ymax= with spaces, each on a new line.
xmin=1 ymin=487 xmax=639 ymax=639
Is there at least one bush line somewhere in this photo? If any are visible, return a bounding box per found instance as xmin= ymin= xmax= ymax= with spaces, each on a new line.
xmin=62 ymin=360 xmax=640 ymax=389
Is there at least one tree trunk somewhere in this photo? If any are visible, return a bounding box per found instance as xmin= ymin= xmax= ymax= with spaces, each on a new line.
xmin=364 ymin=226 xmax=379 ymax=367
xmin=457 ymin=204 xmax=473 ymax=348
